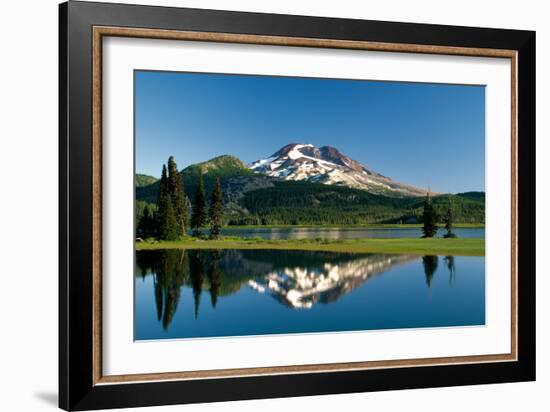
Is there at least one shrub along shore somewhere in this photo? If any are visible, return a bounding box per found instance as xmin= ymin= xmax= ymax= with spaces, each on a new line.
xmin=136 ymin=237 xmax=485 ymax=256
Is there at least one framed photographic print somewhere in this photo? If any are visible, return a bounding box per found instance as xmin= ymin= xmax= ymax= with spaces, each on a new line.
xmin=59 ymin=1 xmax=536 ymax=410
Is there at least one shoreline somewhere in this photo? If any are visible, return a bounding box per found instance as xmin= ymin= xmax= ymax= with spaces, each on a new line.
xmin=136 ymin=237 xmax=485 ymax=256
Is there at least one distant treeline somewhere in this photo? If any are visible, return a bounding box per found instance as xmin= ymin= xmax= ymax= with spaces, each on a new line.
xmin=231 ymin=182 xmax=484 ymax=226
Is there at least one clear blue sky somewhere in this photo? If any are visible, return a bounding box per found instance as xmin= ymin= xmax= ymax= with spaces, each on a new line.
xmin=135 ymin=70 xmax=485 ymax=193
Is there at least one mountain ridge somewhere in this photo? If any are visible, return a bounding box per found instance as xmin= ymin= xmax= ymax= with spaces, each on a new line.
xmin=249 ymin=143 xmax=428 ymax=197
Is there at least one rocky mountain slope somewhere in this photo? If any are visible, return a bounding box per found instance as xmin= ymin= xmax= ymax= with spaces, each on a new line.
xmin=249 ymin=143 xmax=429 ymax=197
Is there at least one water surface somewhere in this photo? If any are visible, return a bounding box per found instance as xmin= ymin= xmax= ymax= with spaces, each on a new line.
xmin=220 ymin=227 xmax=484 ymax=240
xmin=135 ymin=249 xmax=485 ymax=340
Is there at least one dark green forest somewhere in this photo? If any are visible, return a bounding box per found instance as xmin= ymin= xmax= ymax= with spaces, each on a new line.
xmin=234 ymin=181 xmax=484 ymax=226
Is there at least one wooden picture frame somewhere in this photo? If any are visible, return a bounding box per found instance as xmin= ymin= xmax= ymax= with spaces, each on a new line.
xmin=59 ymin=1 xmax=535 ymax=410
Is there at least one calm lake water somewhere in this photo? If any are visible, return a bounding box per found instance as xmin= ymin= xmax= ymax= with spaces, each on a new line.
xmin=135 ymin=249 xmax=485 ymax=340
xmin=220 ymin=227 xmax=485 ymax=240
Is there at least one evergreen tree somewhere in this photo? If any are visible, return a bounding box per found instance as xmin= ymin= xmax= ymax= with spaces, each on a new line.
xmin=167 ymin=156 xmax=188 ymax=236
xmin=137 ymin=205 xmax=153 ymax=238
xmin=147 ymin=205 xmax=157 ymax=237
xmin=160 ymin=195 xmax=179 ymax=241
xmin=208 ymin=178 xmax=223 ymax=239
xmin=421 ymin=191 xmax=438 ymax=238
xmin=155 ymin=164 xmax=170 ymax=239
xmin=191 ymin=172 xmax=207 ymax=237
xmin=150 ymin=208 xmax=158 ymax=238
xmin=443 ymin=196 xmax=456 ymax=238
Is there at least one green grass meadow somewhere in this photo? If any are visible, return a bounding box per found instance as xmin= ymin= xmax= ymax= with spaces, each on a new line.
xmin=136 ymin=236 xmax=484 ymax=256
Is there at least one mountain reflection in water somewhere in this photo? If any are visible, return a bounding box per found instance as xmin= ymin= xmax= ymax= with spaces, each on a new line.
xmin=136 ymin=249 xmax=465 ymax=336
xmin=247 ymin=254 xmax=417 ymax=308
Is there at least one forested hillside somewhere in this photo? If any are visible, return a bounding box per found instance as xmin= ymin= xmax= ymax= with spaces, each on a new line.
xmin=136 ymin=155 xmax=251 ymax=203
xmin=232 ymin=181 xmax=484 ymax=225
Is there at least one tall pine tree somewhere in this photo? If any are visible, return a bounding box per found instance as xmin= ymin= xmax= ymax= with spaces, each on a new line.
xmin=208 ymin=178 xmax=223 ymax=239
xmin=155 ymin=164 xmax=170 ymax=239
xmin=421 ymin=190 xmax=438 ymax=238
xmin=443 ymin=196 xmax=456 ymax=238
xmin=160 ymin=195 xmax=179 ymax=241
xmin=191 ymin=172 xmax=207 ymax=237
xmin=167 ymin=156 xmax=188 ymax=237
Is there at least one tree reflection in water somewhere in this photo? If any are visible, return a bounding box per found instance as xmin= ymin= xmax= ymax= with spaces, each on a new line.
xmin=135 ymin=250 xmax=483 ymax=339
xmin=444 ymin=256 xmax=456 ymax=285
xmin=422 ymin=255 xmax=439 ymax=288
xmin=189 ymin=250 xmax=204 ymax=319
xmin=136 ymin=249 xmax=432 ymax=329
xmin=137 ymin=249 xmax=225 ymax=328
xmin=207 ymin=250 xmax=222 ymax=308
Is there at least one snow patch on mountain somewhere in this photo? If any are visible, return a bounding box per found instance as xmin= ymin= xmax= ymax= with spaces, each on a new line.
xmin=248 ymin=143 xmax=429 ymax=197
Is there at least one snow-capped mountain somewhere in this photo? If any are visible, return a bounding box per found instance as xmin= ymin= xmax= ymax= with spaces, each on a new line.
xmin=249 ymin=143 xmax=429 ymax=197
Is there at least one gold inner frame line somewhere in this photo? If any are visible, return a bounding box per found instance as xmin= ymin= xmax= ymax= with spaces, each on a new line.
xmin=91 ymin=25 xmax=518 ymax=386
